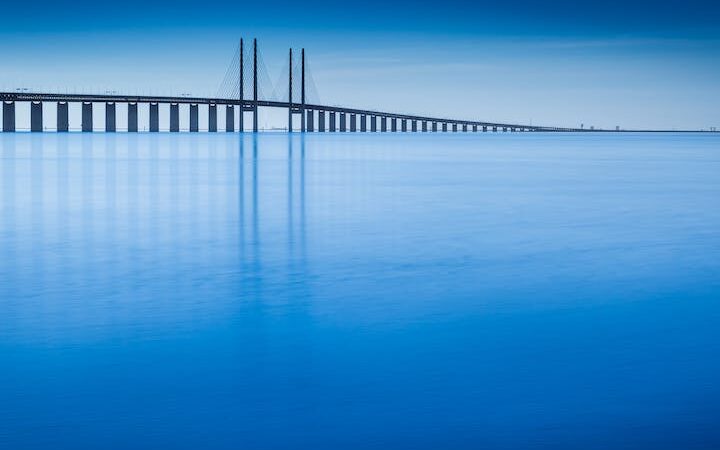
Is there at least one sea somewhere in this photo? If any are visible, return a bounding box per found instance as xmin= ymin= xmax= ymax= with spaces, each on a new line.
xmin=1 ymin=132 xmax=719 ymax=449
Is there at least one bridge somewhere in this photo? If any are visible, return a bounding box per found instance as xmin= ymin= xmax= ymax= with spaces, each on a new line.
xmin=1 ymin=38 xmax=594 ymax=133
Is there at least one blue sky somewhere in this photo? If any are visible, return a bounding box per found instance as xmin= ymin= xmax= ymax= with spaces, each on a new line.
xmin=1 ymin=0 xmax=718 ymax=129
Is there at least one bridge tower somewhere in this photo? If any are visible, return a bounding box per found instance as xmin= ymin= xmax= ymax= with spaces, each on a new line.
xmin=288 ymin=48 xmax=293 ymax=132
xmin=287 ymin=47 xmax=306 ymax=132
xmin=239 ymin=38 xmax=244 ymax=132
xmin=301 ymin=48 xmax=306 ymax=132
xmin=253 ymin=38 xmax=258 ymax=133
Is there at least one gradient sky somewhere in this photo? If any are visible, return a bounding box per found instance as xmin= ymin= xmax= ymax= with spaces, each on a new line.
xmin=1 ymin=0 xmax=719 ymax=129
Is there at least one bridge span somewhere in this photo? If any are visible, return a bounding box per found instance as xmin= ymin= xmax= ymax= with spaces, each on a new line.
xmin=1 ymin=38 xmax=585 ymax=133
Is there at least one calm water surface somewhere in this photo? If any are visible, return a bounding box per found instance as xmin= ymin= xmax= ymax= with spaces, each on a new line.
xmin=1 ymin=133 xmax=719 ymax=449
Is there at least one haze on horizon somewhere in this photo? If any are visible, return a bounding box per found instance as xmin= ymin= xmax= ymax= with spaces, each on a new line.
xmin=1 ymin=0 xmax=718 ymax=130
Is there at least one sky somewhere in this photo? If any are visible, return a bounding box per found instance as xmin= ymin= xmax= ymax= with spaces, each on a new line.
xmin=1 ymin=0 xmax=718 ymax=129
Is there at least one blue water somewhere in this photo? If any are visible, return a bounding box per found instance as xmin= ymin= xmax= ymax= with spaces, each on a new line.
xmin=1 ymin=133 xmax=719 ymax=449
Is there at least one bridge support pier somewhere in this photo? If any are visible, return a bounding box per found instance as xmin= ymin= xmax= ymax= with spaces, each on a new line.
xmin=360 ymin=115 xmax=367 ymax=132
xmin=31 ymin=102 xmax=43 ymax=132
xmin=340 ymin=113 xmax=346 ymax=132
xmin=128 ymin=103 xmax=138 ymax=132
xmin=329 ymin=112 xmax=336 ymax=132
xmin=209 ymin=104 xmax=217 ymax=132
xmin=318 ymin=110 xmax=325 ymax=132
xmin=82 ymin=102 xmax=93 ymax=132
xmin=452 ymin=123 xmax=457 ymax=132
xmin=401 ymin=120 xmax=407 ymax=132
xmin=57 ymin=102 xmax=68 ymax=132
xmin=105 ymin=102 xmax=116 ymax=132
xmin=170 ymin=104 xmax=179 ymax=132
xmin=412 ymin=120 xmax=417 ymax=132
xmin=442 ymin=123 xmax=447 ymax=132
xmin=371 ymin=116 xmax=377 ymax=132
xmin=2 ymin=102 xmax=15 ymax=132
xmin=149 ymin=103 xmax=159 ymax=132
xmin=391 ymin=118 xmax=397 ymax=132
xmin=190 ymin=104 xmax=199 ymax=132
xmin=307 ymin=110 xmax=314 ymax=132
xmin=472 ymin=124 xmax=477 ymax=132
xmin=381 ymin=117 xmax=387 ymax=132
xmin=432 ymin=122 xmax=437 ymax=132
xmin=226 ymin=105 xmax=234 ymax=132
xmin=462 ymin=124 xmax=467 ymax=132
xmin=422 ymin=121 xmax=427 ymax=132
xmin=350 ymin=114 xmax=356 ymax=132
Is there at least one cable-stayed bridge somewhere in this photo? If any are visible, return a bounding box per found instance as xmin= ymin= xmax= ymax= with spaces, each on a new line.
xmin=0 ymin=38 xmax=614 ymax=133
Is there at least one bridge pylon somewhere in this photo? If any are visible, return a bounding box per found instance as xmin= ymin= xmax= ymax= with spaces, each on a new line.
xmin=288 ymin=47 xmax=306 ymax=132
xmin=253 ymin=38 xmax=258 ymax=133
xmin=239 ymin=38 xmax=244 ymax=132
xmin=301 ymin=48 xmax=306 ymax=132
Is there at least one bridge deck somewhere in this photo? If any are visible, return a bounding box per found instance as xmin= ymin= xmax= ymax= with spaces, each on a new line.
xmin=0 ymin=92 xmax=580 ymax=132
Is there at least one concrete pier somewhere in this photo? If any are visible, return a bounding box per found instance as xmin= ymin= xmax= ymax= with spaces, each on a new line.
xmin=307 ymin=110 xmax=314 ymax=132
xmin=422 ymin=121 xmax=427 ymax=132
xmin=432 ymin=122 xmax=437 ymax=132
xmin=150 ymin=103 xmax=159 ymax=132
xmin=128 ymin=103 xmax=138 ymax=132
xmin=2 ymin=102 xmax=15 ymax=132
xmin=329 ymin=112 xmax=336 ymax=132
xmin=381 ymin=117 xmax=387 ymax=132
xmin=350 ymin=114 xmax=356 ymax=132
xmin=371 ymin=116 xmax=377 ymax=132
xmin=391 ymin=118 xmax=397 ymax=132
xmin=208 ymin=104 xmax=217 ymax=132
xmin=226 ymin=105 xmax=234 ymax=132
xmin=170 ymin=104 xmax=179 ymax=132
xmin=57 ymin=102 xmax=68 ymax=132
xmin=105 ymin=102 xmax=116 ymax=132
xmin=31 ymin=102 xmax=43 ymax=132
xmin=190 ymin=104 xmax=199 ymax=132
xmin=402 ymin=119 xmax=407 ymax=132
xmin=340 ymin=113 xmax=346 ymax=132
xmin=360 ymin=115 xmax=367 ymax=132
xmin=318 ymin=110 xmax=325 ymax=132
xmin=452 ymin=123 xmax=457 ymax=132
xmin=82 ymin=102 xmax=93 ymax=132
xmin=442 ymin=123 xmax=448 ymax=132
